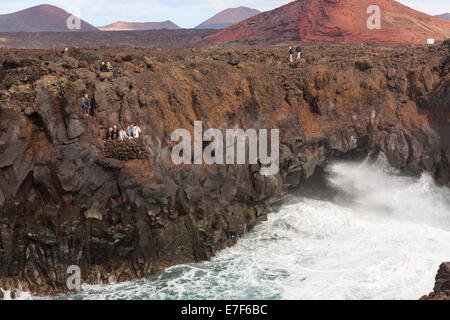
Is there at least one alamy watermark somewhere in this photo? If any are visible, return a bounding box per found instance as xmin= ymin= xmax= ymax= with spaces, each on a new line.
xmin=66 ymin=4 xmax=82 ymax=30
xmin=66 ymin=265 xmax=117 ymax=291
xmin=171 ymin=121 xmax=280 ymax=176
xmin=367 ymin=5 xmax=381 ymax=30
xmin=66 ymin=265 xmax=81 ymax=291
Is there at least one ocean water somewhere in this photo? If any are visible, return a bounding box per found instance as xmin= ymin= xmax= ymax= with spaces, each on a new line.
xmin=18 ymin=154 xmax=450 ymax=300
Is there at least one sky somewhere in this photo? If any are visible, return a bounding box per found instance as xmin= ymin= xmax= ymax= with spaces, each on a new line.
xmin=0 ymin=0 xmax=448 ymax=28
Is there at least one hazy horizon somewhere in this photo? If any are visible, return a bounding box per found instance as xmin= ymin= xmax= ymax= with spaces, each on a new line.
xmin=0 ymin=0 xmax=448 ymax=29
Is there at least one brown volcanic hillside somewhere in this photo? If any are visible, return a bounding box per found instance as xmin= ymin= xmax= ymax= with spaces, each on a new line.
xmin=0 ymin=4 xmax=97 ymax=32
xmin=205 ymin=0 xmax=450 ymax=46
xmin=99 ymin=21 xmax=180 ymax=31
xmin=196 ymin=7 xmax=260 ymax=29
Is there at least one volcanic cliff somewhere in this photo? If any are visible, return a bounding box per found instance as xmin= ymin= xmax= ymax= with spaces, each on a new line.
xmin=0 ymin=41 xmax=449 ymax=296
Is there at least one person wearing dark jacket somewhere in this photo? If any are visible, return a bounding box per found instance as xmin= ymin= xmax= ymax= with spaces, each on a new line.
xmin=100 ymin=61 xmax=108 ymax=72
xmin=289 ymin=46 xmax=294 ymax=63
xmin=82 ymin=94 xmax=91 ymax=116
xmin=111 ymin=125 xmax=119 ymax=140
xmin=296 ymin=46 xmax=302 ymax=60
xmin=106 ymin=127 xmax=113 ymax=140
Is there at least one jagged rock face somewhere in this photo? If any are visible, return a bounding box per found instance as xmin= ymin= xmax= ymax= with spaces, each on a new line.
xmin=421 ymin=263 xmax=450 ymax=300
xmin=0 ymin=42 xmax=449 ymax=295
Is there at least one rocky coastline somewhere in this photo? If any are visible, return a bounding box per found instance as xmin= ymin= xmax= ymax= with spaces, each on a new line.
xmin=0 ymin=41 xmax=448 ymax=297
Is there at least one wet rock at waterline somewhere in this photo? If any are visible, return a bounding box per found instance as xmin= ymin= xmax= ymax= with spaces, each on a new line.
xmin=0 ymin=43 xmax=449 ymax=296
xmin=422 ymin=263 xmax=450 ymax=300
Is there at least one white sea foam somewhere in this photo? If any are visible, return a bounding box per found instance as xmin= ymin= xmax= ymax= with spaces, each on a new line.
xmin=1 ymin=288 xmax=33 ymax=300
xmin=41 ymin=155 xmax=450 ymax=300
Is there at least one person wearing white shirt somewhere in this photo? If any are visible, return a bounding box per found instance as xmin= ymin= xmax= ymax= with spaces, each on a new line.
xmin=133 ymin=124 xmax=142 ymax=138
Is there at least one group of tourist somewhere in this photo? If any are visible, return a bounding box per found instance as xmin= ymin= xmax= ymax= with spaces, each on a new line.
xmin=100 ymin=61 xmax=113 ymax=73
xmin=80 ymin=94 xmax=142 ymax=141
xmin=106 ymin=123 xmax=142 ymax=141
xmin=289 ymin=45 xmax=302 ymax=63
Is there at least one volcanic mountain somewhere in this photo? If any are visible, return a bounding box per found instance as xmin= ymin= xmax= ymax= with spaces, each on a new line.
xmin=196 ymin=7 xmax=260 ymax=29
xmin=204 ymin=0 xmax=450 ymax=46
xmin=99 ymin=21 xmax=180 ymax=31
xmin=0 ymin=4 xmax=97 ymax=32
xmin=435 ymin=13 xmax=450 ymax=21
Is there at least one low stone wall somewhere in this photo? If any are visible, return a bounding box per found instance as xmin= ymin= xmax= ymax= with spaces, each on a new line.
xmin=104 ymin=138 xmax=148 ymax=160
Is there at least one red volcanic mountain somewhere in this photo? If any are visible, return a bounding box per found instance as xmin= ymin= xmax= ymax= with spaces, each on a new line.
xmin=196 ymin=7 xmax=260 ymax=29
xmin=99 ymin=21 xmax=180 ymax=31
xmin=205 ymin=0 xmax=450 ymax=46
xmin=0 ymin=4 xmax=97 ymax=32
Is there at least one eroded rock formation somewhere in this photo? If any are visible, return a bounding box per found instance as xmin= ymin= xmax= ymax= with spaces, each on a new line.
xmin=0 ymin=41 xmax=449 ymax=295
xmin=421 ymin=262 xmax=450 ymax=300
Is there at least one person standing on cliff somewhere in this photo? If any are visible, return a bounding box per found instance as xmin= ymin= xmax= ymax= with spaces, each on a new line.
xmin=119 ymin=128 xmax=128 ymax=140
xmin=82 ymin=94 xmax=91 ymax=116
xmin=111 ymin=125 xmax=119 ymax=140
xmin=296 ymin=45 xmax=302 ymax=61
xmin=100 ymin=61 xmax=108 ymax=73
xmin=133 ymin=123 xmax=141 ymax=138
xmin=126 ymin=124 xmax=135 ymax=139
xmin=289 ymin=46 xmax=294 ymax=63
xmin=106 ymin=61 xmax=113 ymax=72
xmin=106 ymin=127 xmax=113 ymax=140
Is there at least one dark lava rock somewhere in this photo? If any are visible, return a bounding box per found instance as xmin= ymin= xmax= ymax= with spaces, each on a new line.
xmin=355 ymin=59 xmax=373 ymax=71
xmin=421 ymin=262 xmax=450 ymax=300
xmin=228 ymin=52 xmax=241 ymax=66
xmin=1 ymin=56 xmax=35 ymax=69
xmin=434 ymin=262 xmax=450 ymax=293
xmin=122 ymin=54 xmax=133 ymax=62
xmin=2 ymin=56 xmax=21 ymax=69
xmin=61 ymin=55 xmax=79 ymax=69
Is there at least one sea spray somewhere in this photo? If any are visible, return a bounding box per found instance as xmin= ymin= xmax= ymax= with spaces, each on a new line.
xmin=42 ymin=155 xmax=450 ymax=300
